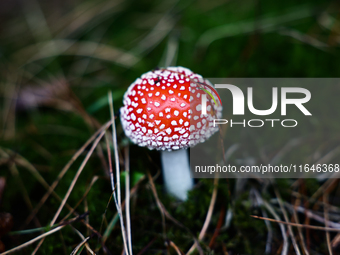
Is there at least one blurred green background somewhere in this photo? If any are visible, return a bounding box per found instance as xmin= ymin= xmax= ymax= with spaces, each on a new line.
xmin=1 ymin=0 xmax=340 ymax=254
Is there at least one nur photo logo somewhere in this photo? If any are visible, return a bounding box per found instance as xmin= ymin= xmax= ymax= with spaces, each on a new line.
xmin=200 ymin=84 xmax=312 ymax=128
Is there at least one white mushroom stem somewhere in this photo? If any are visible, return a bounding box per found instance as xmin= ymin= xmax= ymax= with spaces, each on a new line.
xmin=160 ymin=149 xmax=194 ymax=201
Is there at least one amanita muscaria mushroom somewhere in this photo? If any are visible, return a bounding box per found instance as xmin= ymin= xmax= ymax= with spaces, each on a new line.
xmin=120 ymin=67 xmax=222 ymax=200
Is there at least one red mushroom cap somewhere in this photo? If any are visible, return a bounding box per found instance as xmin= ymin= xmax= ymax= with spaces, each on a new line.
xmin=120 ymin=67 xmax=222 ymax=150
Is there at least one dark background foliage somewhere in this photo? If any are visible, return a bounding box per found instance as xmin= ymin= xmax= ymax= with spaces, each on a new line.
xmin=1 ymin=0 xmax=340 ymax=254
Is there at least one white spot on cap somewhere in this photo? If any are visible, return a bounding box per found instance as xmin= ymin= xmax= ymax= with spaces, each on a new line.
xmin=154 ymin=102 xmax=160 ymax=107
xmin=160 ymin=124 xmax=165 ymax=129
xmin=149 ymin=114 xmax=154 ymax=119
xmin=180 ymin=103 xmax=186 ymax=107
xmin=136 ymin=109 xmax=143 ymax=114
xmin=155 ymin=120 xmax=161 ymax=125
xmin=159 ymin=112 xmax=163 ymax=117
xmin=165 ymin=108 xmax=171 ymax=113
xmin=170 ymin=98 xmax=175 ymax=102
xmin=180 ymin=86 xmax=185 ymax=90
xmin=171 ymin=120 xmax=177 ymax=126
xmin=166 ymin=128 xmax=172 ymax=134
xmin=141 ymin=98 xmax=146 ymax=104
xmin=147 ymin=107 xmax=151 ymax=111
xmin=131 ymin=113 xmax=136 ymax=121
xmin=156 ymin=92 xmax=160 ymax=96
xmin=161 ymin=95 xmax=166 ymax=100
xmin=196 ymin=104 xmax=201 ymax=111
xmin=169 ymin=90 xmax=174 ymax=94
xmin=174 ymin=110 xmax=179 ymax=116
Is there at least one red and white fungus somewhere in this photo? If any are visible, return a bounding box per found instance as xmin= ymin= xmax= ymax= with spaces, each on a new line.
xmin=120 ymin=66 xmax=222 ymax=151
